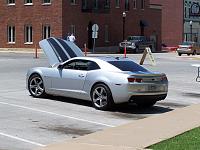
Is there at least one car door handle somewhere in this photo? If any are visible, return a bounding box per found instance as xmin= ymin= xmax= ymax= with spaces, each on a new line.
xmin=78 ymin=74 xmax=85 ymax=78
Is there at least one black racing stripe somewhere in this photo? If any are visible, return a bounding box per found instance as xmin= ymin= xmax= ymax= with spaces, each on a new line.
xmin=46 ymin=39 xmax=61 ymax=62
xmin=56 ymin=38 xmax=77 ymax=58
xmin=47 ymin=38 xmax=69 ymax=62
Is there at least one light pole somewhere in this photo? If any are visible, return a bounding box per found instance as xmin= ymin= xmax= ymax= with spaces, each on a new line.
xmin=190 ymin=20 xmax=193 ymax=41
xmin=122 ymin=11 xmax=126 ymax=41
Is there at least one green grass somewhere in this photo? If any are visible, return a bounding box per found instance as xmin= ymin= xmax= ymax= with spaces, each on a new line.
xmin=149 ymin=127 xmax=200 ymax=150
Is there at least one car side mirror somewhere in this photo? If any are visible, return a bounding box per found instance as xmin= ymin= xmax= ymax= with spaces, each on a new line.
xmin=57 ymin=64 xmax=64 ymax=70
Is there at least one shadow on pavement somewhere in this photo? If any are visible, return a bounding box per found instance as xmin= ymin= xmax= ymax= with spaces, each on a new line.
xmin=42 ymin=96 xmax=177 ymax=115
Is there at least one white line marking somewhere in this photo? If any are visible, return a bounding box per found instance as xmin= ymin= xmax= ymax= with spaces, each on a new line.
xmin=0 ymin=101 xmax=115 ymax=127
xmin=0 ymin=132 xmax=46 ymax=147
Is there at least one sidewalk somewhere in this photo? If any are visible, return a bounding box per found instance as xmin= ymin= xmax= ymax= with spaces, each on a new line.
xmin=39 ymin=104 xmax=200 ymax=150
xmin=0 ymin=48 xmax=42 ymax=53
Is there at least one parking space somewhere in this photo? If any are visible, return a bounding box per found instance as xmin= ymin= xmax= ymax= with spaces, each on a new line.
xmin=0 ymin=52 xmax=199 ymax=150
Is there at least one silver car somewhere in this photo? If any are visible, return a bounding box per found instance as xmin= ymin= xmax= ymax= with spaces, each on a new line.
xmin=26 ymin=37 xmax=168 ymax=110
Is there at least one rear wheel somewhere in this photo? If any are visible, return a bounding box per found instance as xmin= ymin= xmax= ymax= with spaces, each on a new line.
xmin=91 ymin=83 xmax=114 ymax=110
xmin=178 ymin=53 xmax=182 ymax=56
xmin=187 ymin=53 xmax=190 ymax=56
xmin=28 ymin=74 xmax=46 ymax=98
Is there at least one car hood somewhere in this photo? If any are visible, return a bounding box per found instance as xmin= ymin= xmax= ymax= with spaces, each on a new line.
xmin=39 ymin=37 xmax=84 ymax=67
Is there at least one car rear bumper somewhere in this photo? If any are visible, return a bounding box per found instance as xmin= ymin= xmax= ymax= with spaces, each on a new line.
xmin=177 ymin=48 xmax=193 ymax=54
xmin=111 ymin=83 xmax=168 ymax=104
xmin=129 ymin=94 xmax=167 ymax=103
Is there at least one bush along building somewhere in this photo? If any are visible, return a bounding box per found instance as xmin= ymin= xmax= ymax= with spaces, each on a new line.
xmin=0 ymin=0 xmax=162 ymax=51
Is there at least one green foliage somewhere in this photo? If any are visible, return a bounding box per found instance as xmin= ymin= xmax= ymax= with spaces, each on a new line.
xmin=149 ymin=127 xmax=200 ymax=150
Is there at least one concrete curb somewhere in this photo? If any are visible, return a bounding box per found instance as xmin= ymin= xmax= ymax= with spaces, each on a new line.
xmin=39 ymin=104 xmax=200 ymax=150
xmin=0 ymin=48 xmax=43 ymax=54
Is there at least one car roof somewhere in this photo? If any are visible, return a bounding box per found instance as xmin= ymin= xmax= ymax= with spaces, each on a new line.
xmin=67 ymin=56 xmax=133 ymax=72
xmin=69 ymin=56 xmax=132 ymax=62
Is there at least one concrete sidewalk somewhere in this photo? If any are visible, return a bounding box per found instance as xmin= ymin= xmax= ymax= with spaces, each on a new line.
xmin=39 ymin=104 xmax=200 ymax=150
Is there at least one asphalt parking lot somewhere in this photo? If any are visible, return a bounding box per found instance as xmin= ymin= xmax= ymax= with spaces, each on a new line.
xmin=0 ymin=52 xmax=200 ymax=150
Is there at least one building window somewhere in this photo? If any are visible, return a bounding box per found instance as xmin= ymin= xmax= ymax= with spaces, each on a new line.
xmin=115 ymin=0 xmax=120 ymax=8
xmin=82 ymin=0 xmax=87 ymax=9
xmin=104 ymin=0 xmax=110 ymax=8
xmin=70 ymin=25 xmax=76 ymax=35
xmin=141 ymin=0 xmax=145 ymax=9
xmin=125 ymin=0 xmax=129 ymax=11
xmin=25 ymin=25 xmax=33 ymax=44
xmin=24 ymin=0 xmax=33 ymax=5
xmin=43 ymin=0 xmax=51 ymax=4
xmin=133 ymin=0 xmax=137 ymax=9
xmin=7 ymin=25 xmax=15 ymax=43
xmin=7 ymin=0 xmax=15 ymax=5
xmin=94 ymin=0 xmax=98 ymax=9
xmin=43 ymin=25 xmax=51 ymax=39
xmin=105 ymin=25 xmax=109 ymax=42
xmin=70 ymin=0 xmax=77 ymax=5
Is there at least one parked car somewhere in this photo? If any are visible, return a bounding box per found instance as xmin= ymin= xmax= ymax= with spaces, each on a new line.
xmin=177 ymin=41 xmax=200 ymax=56
xmin=27 ymin=37 xmax=168 ymax=110
xmin=119 ymin=36 xmax=154 ymax=53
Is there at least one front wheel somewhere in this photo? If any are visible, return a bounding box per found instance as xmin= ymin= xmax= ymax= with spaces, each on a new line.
xmin=28 ymin=74 xmax=46 ymax=98
xmin=91 ymin=84 xmax=114 ymax=110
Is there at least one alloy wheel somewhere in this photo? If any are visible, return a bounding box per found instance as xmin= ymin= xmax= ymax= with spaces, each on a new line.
xmin=29 ymin=75 xmax=44 ymax=97
xmin=92 ymin=86 xmax=108 ymax=108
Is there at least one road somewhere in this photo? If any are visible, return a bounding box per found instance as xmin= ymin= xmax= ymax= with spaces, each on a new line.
xmin=0 ymin=52 xmax=199 ymax=150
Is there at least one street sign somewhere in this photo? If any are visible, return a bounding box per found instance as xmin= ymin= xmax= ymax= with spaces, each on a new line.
xmin=92 ymin=32 xmax=98 ymax=39
xmin=140 ymin=47 xmax=156 ymax=66
xmin=92 ymin=24 xmax=99 ymax=32
xmin=92 ymin=24 xmax=99 ymax=53
xmin=147 ymin=47 xmax=156 ymax=66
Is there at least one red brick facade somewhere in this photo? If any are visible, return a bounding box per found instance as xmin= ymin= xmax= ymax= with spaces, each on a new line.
xmin=150 ymin=0 xmax=184 ymax=47
xmin=0 ymin=0 xmax=162 ymax=51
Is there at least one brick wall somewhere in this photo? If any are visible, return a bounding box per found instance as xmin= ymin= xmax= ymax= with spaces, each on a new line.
xmin=150 ymin=0 xmax=184 ymax=46
xmin=0 ymin=0 xmax=161 ymax=51
xmin=0 ymin=0 xmax=62 ymax=48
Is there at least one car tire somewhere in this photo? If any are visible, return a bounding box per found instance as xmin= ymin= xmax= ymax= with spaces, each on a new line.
xmin=91 ymin=83 xmax=114 ymax=110
xmin=119 ymin=48 xmax=124 ymax=54
xmin=28 ymin=74 xmax=46 ymax=98
xmin=193 ymin=50 xmax=196 ymax=55
xmin=178 ymin=53 xmax=182 ymax=56
xmin=187 ymin=53 xmax=190 ymax=56
xmin=136 ymin=100 xmax=157 ymax=108
xmin=135 ymin=47 xmax=139 ymax=53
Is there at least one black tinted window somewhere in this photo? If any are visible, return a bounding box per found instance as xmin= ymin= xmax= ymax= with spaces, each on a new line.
xmin=87 ymin=61 xmax=100 ymax=71
xmin=108 ymin=61 xmax=148 ymax=72
xmin=64 ymin=60 xmax=88 ymax=71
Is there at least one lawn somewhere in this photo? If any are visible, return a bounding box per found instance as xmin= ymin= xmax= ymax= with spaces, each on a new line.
xmin=149 ymin=127 xmax=200 ymax=150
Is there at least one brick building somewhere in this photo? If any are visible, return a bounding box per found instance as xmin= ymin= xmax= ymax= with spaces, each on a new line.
xmin=0 ymin=0 xmax=162 ymax=51
xmin=151 ymin=0 xmax=200 ymax=47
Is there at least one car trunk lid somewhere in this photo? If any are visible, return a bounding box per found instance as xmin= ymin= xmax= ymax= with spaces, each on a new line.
xmin=127 ymin=71 xmax=167 ymax=83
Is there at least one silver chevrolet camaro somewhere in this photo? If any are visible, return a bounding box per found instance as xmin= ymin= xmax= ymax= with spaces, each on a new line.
xmin=26 ymin=37 xmax=168 ymax=110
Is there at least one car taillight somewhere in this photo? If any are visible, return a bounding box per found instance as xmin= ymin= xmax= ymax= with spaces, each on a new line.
xmin=189 ymin=46 xmax=193 ymax=49
xmin=128 ymin=78 xmax=142 ymax=83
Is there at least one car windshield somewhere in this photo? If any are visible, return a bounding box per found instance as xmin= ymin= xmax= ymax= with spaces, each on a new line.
xmin=181 ymin=41 xmax=194 ymax=45
xmin=127 ymin=36 xmax=147 ymax=41
xmin=108 ymin=61 xmax=148 ymax=72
